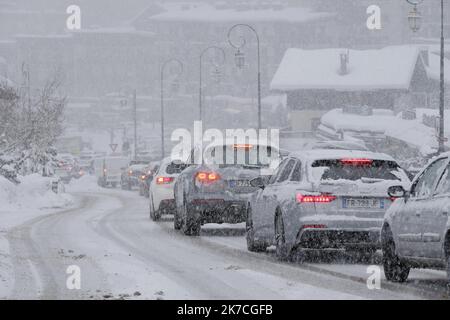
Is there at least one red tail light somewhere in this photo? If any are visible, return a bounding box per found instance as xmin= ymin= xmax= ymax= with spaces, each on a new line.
xmin=196 ymin=171 xmax=221 ymax=183
xmin=296 ymin=193 xmax=336 ymax=203
xmin=340 ymin=158 xmax=373 ymax=166
xmin=156 ymin=176 xmax=174 ymax=184
xmin=301 ymin=224 xmax=327 ymax=230
xmin=233 ymin=144 xmax=253 ymax=150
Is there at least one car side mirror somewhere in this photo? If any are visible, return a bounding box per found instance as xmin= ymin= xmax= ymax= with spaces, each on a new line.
xmin=388 ymin=185 xmax=407 ymax=198
xmin=250 ymin=177 xmax=266 ymax=189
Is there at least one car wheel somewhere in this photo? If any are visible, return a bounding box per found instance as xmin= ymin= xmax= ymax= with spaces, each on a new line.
xmin=382 ymin=226 xmax=410 ymax=283
xmin=446 ymin=254 xmax=450 ymax=288
xmin=174 ymin=201 xmax=183 ymax=230
xmin=182 ymin=200 xmax=200 ymax=236
xmin=275 ymin=210 xmax=290 ymax=261
xmin=149 ymin=196 xmax=161 ymax=222
xmin=246 ymin=204 xmax=267 ymax=252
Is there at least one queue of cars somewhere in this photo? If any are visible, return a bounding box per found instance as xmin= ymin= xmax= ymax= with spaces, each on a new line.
xmin=104 ymin=141 xmax=450 ymax=285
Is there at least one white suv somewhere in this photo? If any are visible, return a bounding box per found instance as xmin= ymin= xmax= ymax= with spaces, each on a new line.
xmin=382 ymin=153 xmax=450 ymax=284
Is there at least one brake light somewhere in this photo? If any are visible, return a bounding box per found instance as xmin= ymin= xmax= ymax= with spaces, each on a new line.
xmin=141 ymin=175 xmax=146 ymax=180
xmin=156 ymin=176 xmax=174 ymax=184
xmin=196 ymin=171 xmax=221 ymax=183
xmin=340 ymin=158 xmax=373 ymax=166
xmin=296 ymin=193 xmax=336 ymax=203
xmin=234 ymin=144 xmax=253 ymax=150
xmin=301 ymin=224 xmax=327 ymax=230
xmin=128 ymin=170 xmax=133 ymax=176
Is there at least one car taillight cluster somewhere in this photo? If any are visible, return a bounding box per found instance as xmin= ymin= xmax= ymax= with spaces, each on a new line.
xmin=296 ymin=193 xmax=336 ymax=203
xmin=195 ymin=171 xmax=220 ymax=183
xmin=156 ymin=176 xmax=174 ymax=184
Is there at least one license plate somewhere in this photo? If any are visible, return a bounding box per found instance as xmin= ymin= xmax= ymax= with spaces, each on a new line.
xmin=342 ymin=198 xmax=384 ymax=209
xmin=229 ymin=180 xmax=251 ymax=188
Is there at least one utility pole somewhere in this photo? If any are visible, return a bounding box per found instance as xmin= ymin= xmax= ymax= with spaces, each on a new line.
xmin=133 ymin=89 xmax=137 ymax=160
xmin=438 ymin=0 xmax=445 ymax=153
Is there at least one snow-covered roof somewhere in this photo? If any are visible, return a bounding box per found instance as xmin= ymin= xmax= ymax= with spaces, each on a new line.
xmin=425 ymin=52 xmax=450 ymax=85
xmin=147 ymin=3 xmax=332 ymax=23
xmin=271 ymin=46 xmax=421 ymax=92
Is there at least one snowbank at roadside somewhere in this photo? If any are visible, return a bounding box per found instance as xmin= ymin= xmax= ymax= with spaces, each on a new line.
xmin=65 ymin=174 xmax=102 ymax=193
xmin=0 ymin=174 xmax=75 ymax=298
xmin=0 ymin=174 xmax=74 ymax=214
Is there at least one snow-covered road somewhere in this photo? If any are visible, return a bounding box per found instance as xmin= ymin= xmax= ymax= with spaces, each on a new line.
xmin=3 ymin=185 xmax=449 ymax=300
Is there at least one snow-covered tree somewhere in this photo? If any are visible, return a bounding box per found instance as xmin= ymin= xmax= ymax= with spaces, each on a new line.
xmin=0 ymin=77 xmax=66 ymax=182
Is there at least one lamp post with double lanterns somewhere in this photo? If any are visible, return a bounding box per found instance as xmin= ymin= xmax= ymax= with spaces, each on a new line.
xmin=160 ymin=58 xmax=183 ymax=160
xmin=407 ymin=0 xmax=446 ymax=153
xmin=199 ymin=46 xmax=226 ymax=123
xmin=227 ymin=24 xmax=262 ymax=130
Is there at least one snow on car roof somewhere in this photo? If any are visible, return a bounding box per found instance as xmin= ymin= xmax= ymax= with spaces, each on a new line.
xmin=290 ymin=149 xmax=396 ymax=163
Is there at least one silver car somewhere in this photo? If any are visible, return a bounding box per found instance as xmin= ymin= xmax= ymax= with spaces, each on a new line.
xmin=174 ymin=143 xmax=281 ymax=236
xmin=382 ymin=153 xmax=450 ymax=284
xmin=247 ymin=149 xmax=411 ymax=261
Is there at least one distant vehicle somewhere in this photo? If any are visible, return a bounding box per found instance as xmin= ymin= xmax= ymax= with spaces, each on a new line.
xmin=382 ymin=154 xmax=450 ymax=284
xmin=78 ymin=151 xmax=95 ymax=174
xmin=173 ymin=142 xmax=281 ymax=236
xmin=121 ymin=164 xmax=147 ymax=190
xmin=95 ymin=156 xmax=129 ymax=188
xmin=54 ymin=153 xmax=78 ymax=183
xmin=54 ymin=166 xmax=72 ymax=184
xmin=139 ymin=162 xmax=160 ymax=198
xmin=246 ymin=149 xmax=411 ymax=261
xmin=149 ymin=158 xmax=184 ymax=221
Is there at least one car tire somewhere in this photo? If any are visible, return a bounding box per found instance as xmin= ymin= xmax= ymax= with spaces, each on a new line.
xmin=446 ymin=254 xmax=450 ymax=288
xmin=246 ymin=204 xmax=267 ymax=252
xmin=275 ymin=210 xmax=291 ymax=261
xmin=182 ymin=201 xmax=200 ymax=236
xmin=149 ymin=196 xmax=161 ymax=221
xmin=174 ymin=203 xmax=183 ymax=230
xmin=382 ymin=226 xmax=410 ymax=283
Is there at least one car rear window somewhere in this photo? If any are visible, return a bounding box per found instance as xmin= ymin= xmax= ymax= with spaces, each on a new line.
xmin=311 ymin=159 xmax=403 ymax=181
xmin=205 ymin=145 xmax=276 ymax=168
xmin=165 ymin=163 xmax=184 ymax=174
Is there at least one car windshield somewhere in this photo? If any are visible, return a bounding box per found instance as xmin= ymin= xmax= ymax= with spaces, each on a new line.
xmin=204 ymin=145 xmax=276 ymax=169
xmin=311 ymin=159 xmax=405 ymax=182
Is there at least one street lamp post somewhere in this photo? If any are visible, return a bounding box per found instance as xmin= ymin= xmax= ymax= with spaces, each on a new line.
xmin=227 ymin=24 xmax=262 ymax=130
xmin=199 ymin=46 xmax=226 ymax=122
xmin=407 ymin=0 xmax=446 ymax=153
xmin=160 ymin=58 xmax=183 ymax=159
